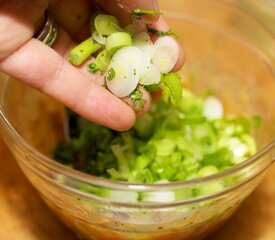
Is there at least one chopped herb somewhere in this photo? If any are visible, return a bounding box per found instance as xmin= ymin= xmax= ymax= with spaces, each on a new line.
xmin=69 ymin=37 xmax=101 ymax=66
xmin=88 ymin=63 xmax=98 ymax=73
xmin=130 ymin=89 xmax=146 ymax=112
xmin=106 ymin=32 xmax=133 ymax=54
xmin=107 ymin=68 xmax=116 ymax=81
xmin=94 ymin=14 xmax=124 ymax=36
xmin=95 ymin=50 xmax=112 ymax=72
xmin=145 ymin=83 xmax=160 ymax=92
xmin=130 ymin=89 xmax=143 ymax=101
xmin=161 ymin=73 xmax=183 ymax=104
xmin=60 ymin=11 xmax=260 ymax=203
xmin=131 ymin=9 xmax=163 ymax=20
xmin=135 ymin=99 xmax=146 ymax=112
xmin=54 ymin=89 xmax=258 ymax=185
xmin=147 ymin=25 xmax=177 ymax=37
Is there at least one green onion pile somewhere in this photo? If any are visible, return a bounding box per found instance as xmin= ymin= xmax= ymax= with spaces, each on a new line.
xmin=69 ymin=12 xmax=182 ymax=107
xmin=54 ymin=89 xmax=258 ymax=184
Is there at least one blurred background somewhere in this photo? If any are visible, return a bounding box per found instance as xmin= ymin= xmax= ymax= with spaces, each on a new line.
xmin=226 ymin=0 xmax=275 ymax=33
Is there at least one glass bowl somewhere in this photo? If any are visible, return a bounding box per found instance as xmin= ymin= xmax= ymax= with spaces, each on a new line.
xmin=0 ymin=0 xmax=275 ymax=239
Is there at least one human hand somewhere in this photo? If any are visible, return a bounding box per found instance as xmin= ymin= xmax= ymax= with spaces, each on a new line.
xmin=0 ymin=0 xmax=184 ymax=131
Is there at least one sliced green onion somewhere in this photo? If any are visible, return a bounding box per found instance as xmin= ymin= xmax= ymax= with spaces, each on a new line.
xmin=140 ymin=191 xmax=175 ymax=203
xmin=135 ymin=155 xmax=151 ymax=170
xmin=139 ymin=64 xmax=161 ymax=86
xmin=197 ymin=166 xmax=219 ymax=178
xmin=131 ymin=9 xmax=163 ymax=20
xmin=106 ymin=32 xmax=132 ymax=54
xmin=134 ymin=114 xmax=154 ymax=138
xmin=106 ymin=57 xmax=139 ymax=97
xmin=133 ymin=32 xmax=155 ymax=58
xmin=151 ymin=138 xmax=176 ymax=157
xmin=55 ymin=90 xmax=258 ymax=185
xmin=92 ymin=31 xmax=107 ymax=45
xmin=153 ymin=36 xmax=180 ymax=73
xmin=88 ymin=63 xmax=98 ymax=73
xmin=130 ymin=89 xmax=143 ymax=100
xmin=69 ymin=37 xmax=101 ymax=66
xmin=147 ymin=26 xmax=176 ymax=37
xmin=145 ymin=83 xmax=160 ymax=92
xmin=111 ymin=46 xmax=150 ymax=78
xmin=129 ymin=88 xmax=147 ymax=112
xmin=95 ymin=49 xmax=112 ymax=72
xmin=107 ymin=68 xmax=116 ymax=81
xmin=58 ymin=11 xmax=258 ymax=189
xmin=106 ymin=46 xmax=152 ymax=97
xmin=111 ymin=145 xmax=129 ymax=175
xmin=203 ymin=96 xmax=224 ymax=120
xmin=90 ymin=11 xmax=105 ymax=33
xmin=161 ymin=73 xmax=183 ymax=104
xmin=98 ymin=188 xmax=139 ymax=203
xmin=79 ymin=183 xmax=98 ymax=194
xmin=195 ymin=182 xmax=224 ymax=196
xmin=94 ymin=14 xmax=124 ymax=36
xmin=241 ymin=134 xmax=257 ymax=154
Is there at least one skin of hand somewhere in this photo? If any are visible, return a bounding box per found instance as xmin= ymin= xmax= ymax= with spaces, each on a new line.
xmin=0 ymin=0 xmax=184 ymax=131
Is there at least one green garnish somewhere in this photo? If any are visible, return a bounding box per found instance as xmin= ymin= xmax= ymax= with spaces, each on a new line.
xmin=69 ymin=37 xmax=101 ymax=66
xmin=106 ymin=32 xmax=132 ymax=54
xmin=130 ymin=89 xmax=146 ymax=112
xmin=94 ymin=14 xmax=124 ymax=36
xmin=161 ymin=73 xmax=183 ymax=104
xmin=107 ymin=68 xmax=116 ymax=81
xmin=135 ymin=99 xmax=146 ymax=111
xmin=62 ymin=11 xmax=261 ymax=203
xmin=131 ymin=9 xmax=163 ymax=20
xmin=147 ymin=26 xmax=176 ymax=37
xmin=95 ymin=50 xmax=112 ymax=72
xmin=54 ymin=89 xmax=258 ymax=185
xmin=145 ymin=83 xmax=161 ymax=92
xmin=130 ymin=89 xmax=143 ymax=100
xmin=75 ymin=12 xmax=181 ymax=99
xmin=88 ymin=63 xmax=98 ymax=73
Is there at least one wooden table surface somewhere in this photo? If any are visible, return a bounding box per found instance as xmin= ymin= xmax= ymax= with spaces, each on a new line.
xmin=1 ymin=135 xmax=275 ymax=240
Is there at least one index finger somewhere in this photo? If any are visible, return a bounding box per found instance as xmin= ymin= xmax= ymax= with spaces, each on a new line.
xmin=0 ymin=39 xmax=136 ymax=131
